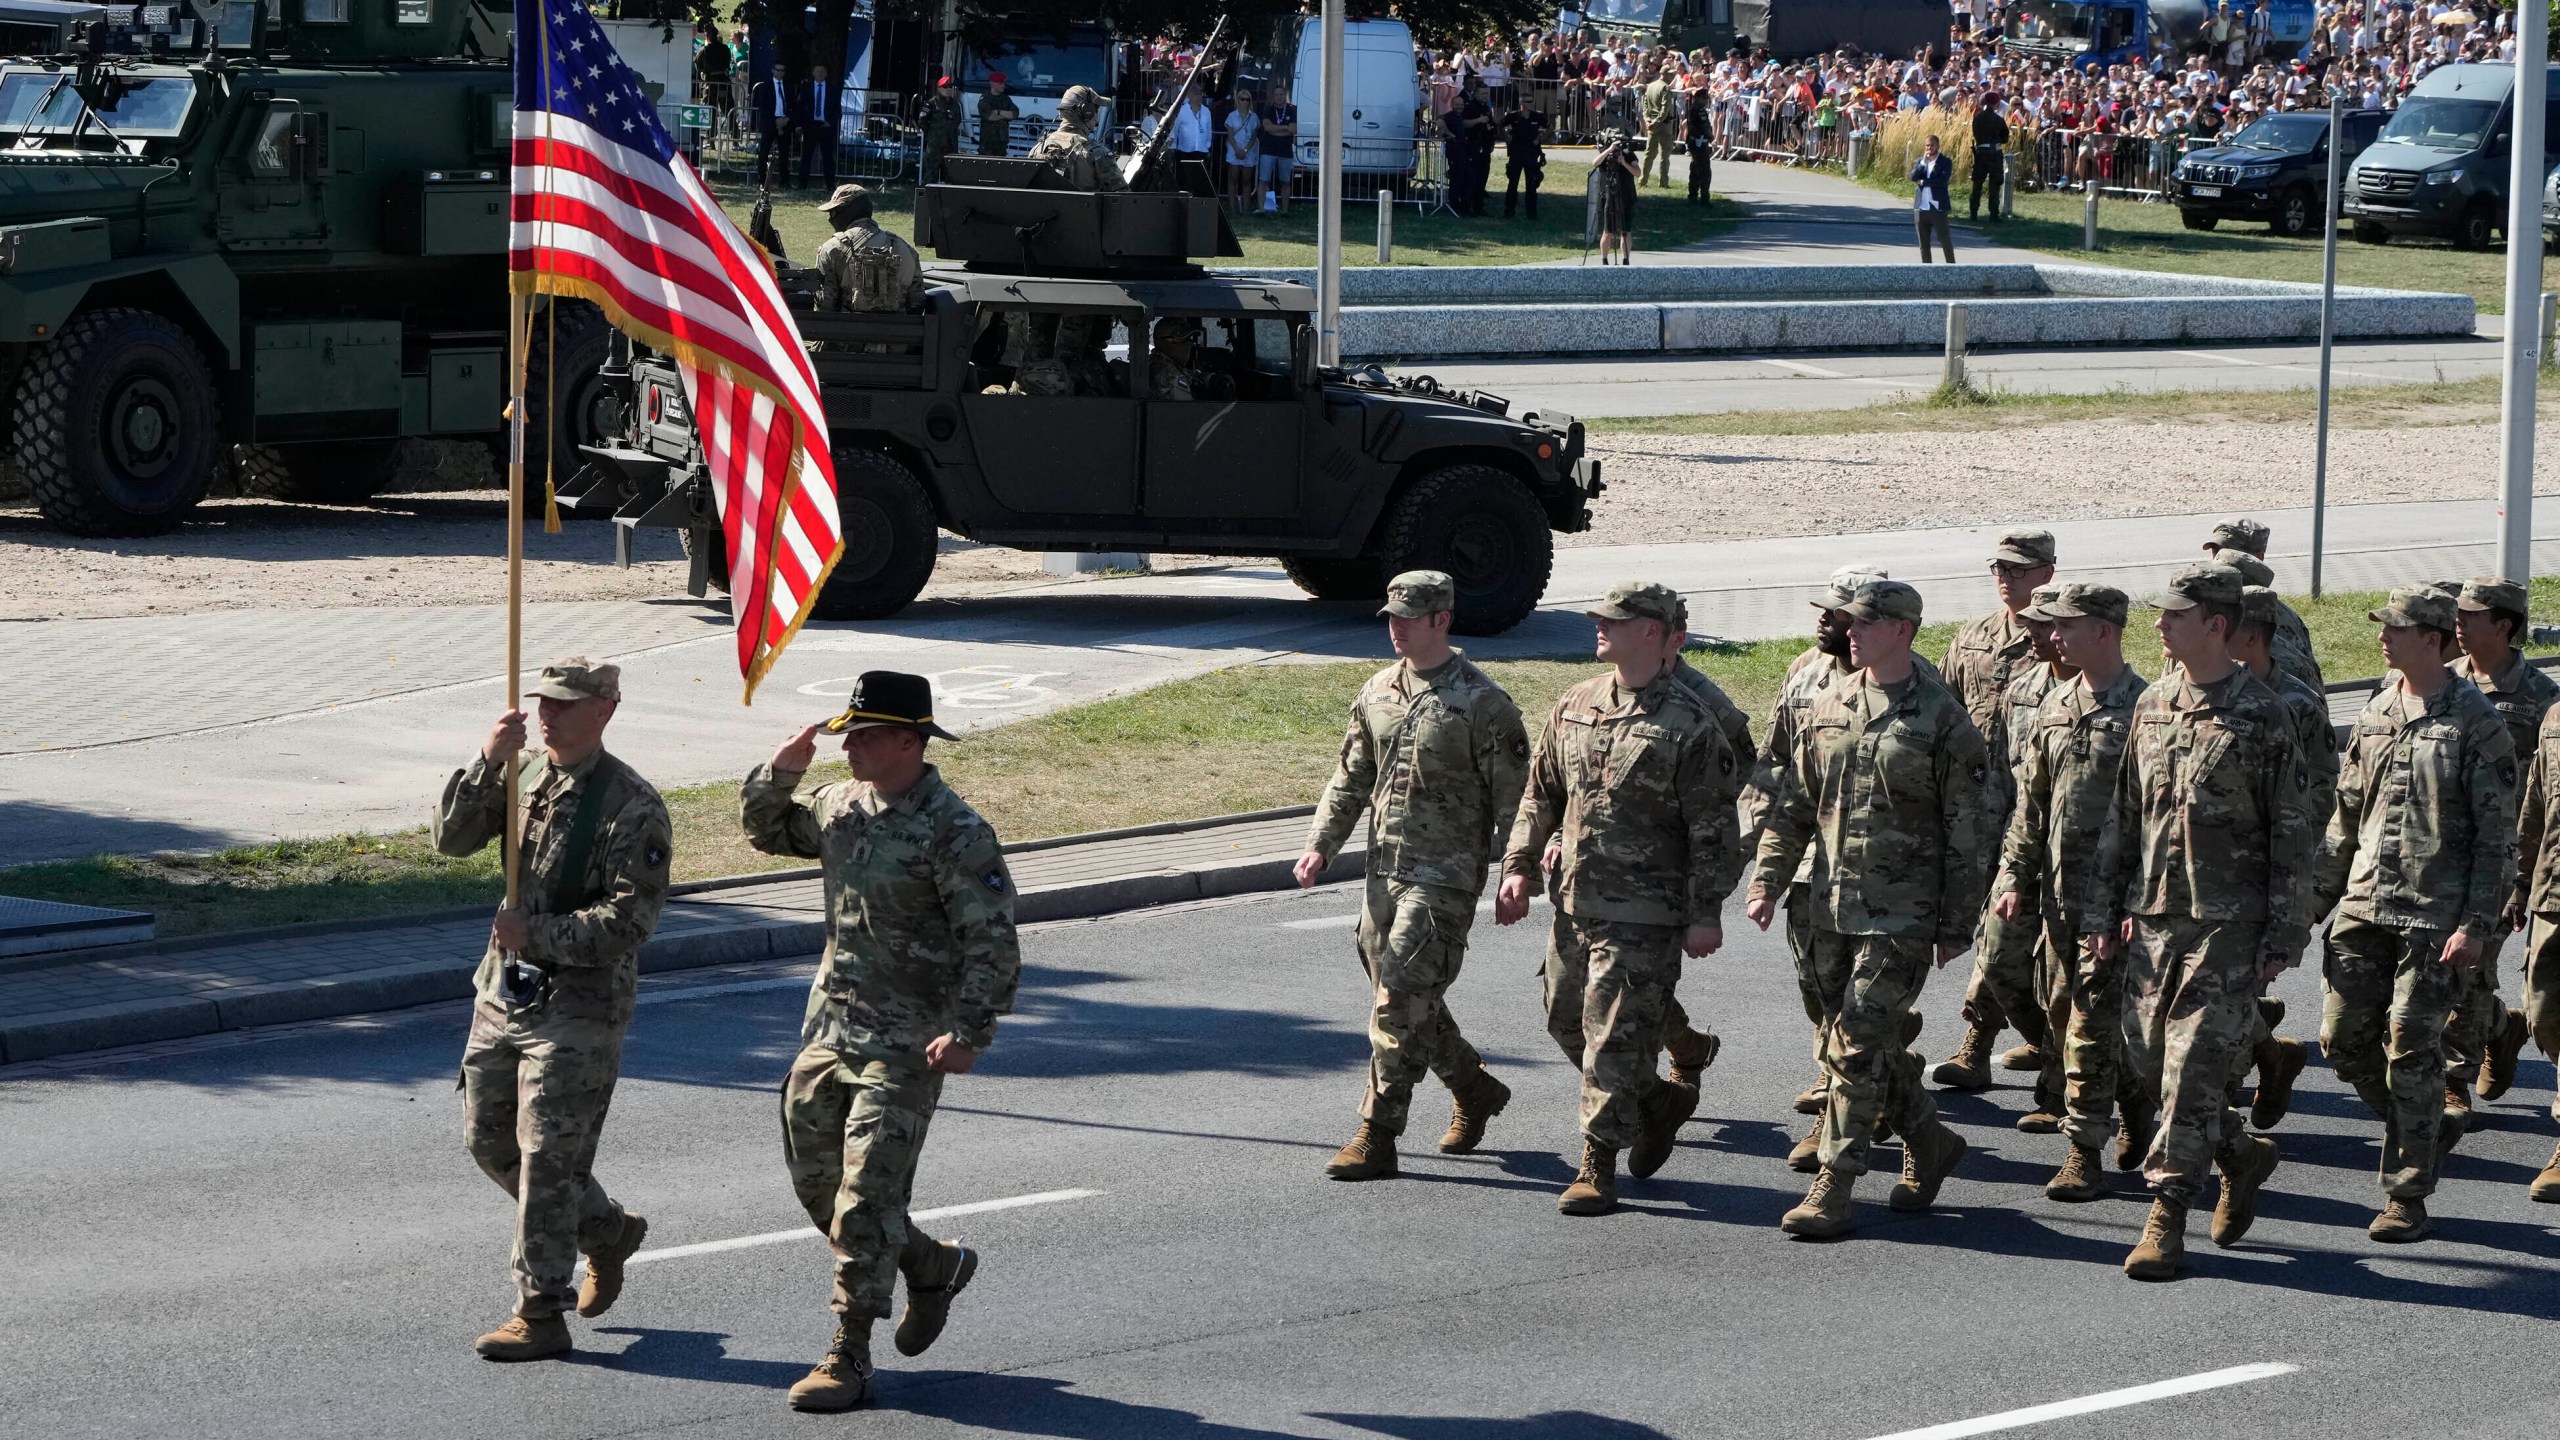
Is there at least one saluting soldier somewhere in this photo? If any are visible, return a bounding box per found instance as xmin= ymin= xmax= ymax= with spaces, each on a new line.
xmin=1497 ymin=581 xmax=1741 ymax=1217
xmin=1935 ymin=529 xmax=2057 ymax=1093
xmin=2448 ymin=577 xmax=2555 ymax=1128
xmin=1026 ymin=84 xmax=1127 ymax=192
xmin=1299 ymin=571 xmax=1530 ymax=1181
xmin=435 ymin=658 xmax=672 ymax=1361
xmin=1749 ymin=579 xmax=1990 ymax=1239
xmin=2311 ymin=588 xmax=2518 ymax=1243
xmin=2091 ymin=564 xmax=2312 ymax=1282
xmin=1993 ymin=584 xmax=2151 ymax=1201
xmin=741 ymin=672 xmax=1022 ymax=1413
xmin=2200 ymin=517 xmax=2324 ymax=691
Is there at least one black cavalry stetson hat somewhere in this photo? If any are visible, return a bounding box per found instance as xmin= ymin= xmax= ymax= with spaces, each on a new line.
xmin=823 ymin=671 xmax=960 ymax=741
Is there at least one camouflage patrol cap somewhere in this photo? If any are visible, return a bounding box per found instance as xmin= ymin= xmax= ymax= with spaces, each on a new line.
xmin=818 ymin=182 xmax=873 ymax=217
xmin=528 ymin=656 xmax=620 ymax=703
xmin=2025 ymin=581 xmax=2129 ymax=627
xmin=2204 ymin=516 xmax=2271 ymax=557
xmin=2240 ymin=583 xmax=2281 ymax=630
xmin=2369 ymin=585 xmax=2458 ymax=631
xmin=1992 ymin=528 xmax=2057 ymax=567
xmin=1380 ymin=570 xmax=1455 ymax=618
xmin=1813 ymin=564 xmax=1890 ymax=611
xmin=2222 ymin=552 xmax=2274 ymax=588
xmin=2419 ymin=579 xmax=2467 ymax=604
xmin=2457 ymin=576 xmax=2529 ymax=614
xmin=2022 ymin=582 xmax=2064 ymax=616
xmin=1587 ymin=580 xmax=1683 ymax=626
xmin=2147 ymin=562 xmax=2244 ymax=612
xmin=1838 ymin=578 xmax=1924 ymax=626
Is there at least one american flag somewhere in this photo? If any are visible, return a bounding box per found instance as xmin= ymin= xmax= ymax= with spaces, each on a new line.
xmin=509 ymin=0 xmax=840 ymax=702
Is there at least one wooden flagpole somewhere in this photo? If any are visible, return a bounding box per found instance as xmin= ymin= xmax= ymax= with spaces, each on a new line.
xmin=503 ymin=289 xmax=528 ymax=915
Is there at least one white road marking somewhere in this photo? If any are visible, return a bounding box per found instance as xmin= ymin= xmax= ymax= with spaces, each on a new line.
xmin=638 ymin=976 xmax=807 ymax=1006
xmin=627 ymin=1189 xmax=1104 ymax=1266
xmin=1280 ymin=914 xmax=1358 ymax=930
xmin=1861 ymin=1362 xmax=2297 ymax=1440
xmin=1758 ymin=357 xmax=1853 ymax=379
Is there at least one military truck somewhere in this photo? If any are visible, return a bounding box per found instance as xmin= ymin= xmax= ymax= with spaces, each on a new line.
xmin=0 ymin=0 xmax=606 ymax=536
xmin=573 ymin=156 xmax=1601 ymax=635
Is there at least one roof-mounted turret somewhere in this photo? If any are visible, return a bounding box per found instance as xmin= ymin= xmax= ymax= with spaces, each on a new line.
xmin=912 ymin=151 xmax=1242 ymax=276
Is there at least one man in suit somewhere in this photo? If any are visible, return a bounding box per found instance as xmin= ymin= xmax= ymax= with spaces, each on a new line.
xmin=751 ymin=61 xmax=791 ymax=189
xmin=1911 ymin=133 xmax=1955 ymax=263
xmin=798 ymin=62 xmax=840 ymax=193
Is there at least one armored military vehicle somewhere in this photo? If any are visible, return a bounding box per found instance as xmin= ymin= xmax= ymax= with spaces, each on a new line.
xmin=0 ymin=0 xmax=606 ymax=536
xmin=575 ymin=156 xmax=1602 ymax=635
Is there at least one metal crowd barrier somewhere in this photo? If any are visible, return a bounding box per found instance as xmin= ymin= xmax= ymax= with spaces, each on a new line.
xmin=2021 ymin=128 xmax=2171 ymax=201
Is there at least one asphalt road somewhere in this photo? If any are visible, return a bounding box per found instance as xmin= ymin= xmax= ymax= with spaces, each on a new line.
xmin=7 ymin=884 xmax=2558 ymax=1439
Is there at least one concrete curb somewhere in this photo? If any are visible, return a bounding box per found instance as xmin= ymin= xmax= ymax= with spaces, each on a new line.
xmin=0 ymin=840 xmax=1364 ymax=1067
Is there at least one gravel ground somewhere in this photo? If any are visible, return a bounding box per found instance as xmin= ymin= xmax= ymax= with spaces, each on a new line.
xmin=3 ymin=414 xmax=2548 ymax=619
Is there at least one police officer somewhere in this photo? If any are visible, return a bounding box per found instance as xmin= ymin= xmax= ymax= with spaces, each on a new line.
xmin=2092 ymin=564 xmax=2311 ymax=1281
xmin=2450 ymin=576 xmax=2555 ymax=1126
xmin=1497 ymin=581 xmax=1740 ymax=1217
xmin=2312 ymin=587 xmax=2518 ymax=1243
xmin=742 ymin=672 xmax=1022 ymax=1412
xmin=435 ymin=658 xmax=672 ymax=1361
xmin=1500 ymin=104 xmax=1546 ymax=220
xmin=1994 ymin=584 xmax=2151 ymax=1201
xmin=976 ymin=70 xmax=1020 ymax=156
xmin=1027 ymin=84 xmax=1127 ymax=192
xmin=810 ymin=184 xmax=923 ymax=353
xmin=920 ymin=75 xmax=962 ymax=187
xmin=1749 ymin=579 xmax=1989 ymax=1239
xmin=1299 ymin=571 xmax=1530 ymax=1181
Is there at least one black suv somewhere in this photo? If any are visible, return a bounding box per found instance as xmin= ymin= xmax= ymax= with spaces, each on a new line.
xmin=2170 ymin=108 xmax=2384 ymax=237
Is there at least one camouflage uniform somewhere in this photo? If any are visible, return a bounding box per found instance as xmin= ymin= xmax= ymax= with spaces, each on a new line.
xmin=2315 ymin=603 xmax=2517 ymax=1202
xmin=1504 ymin=657 xmax=1740 ymax=1152
xmin=2444 ymin=634 xmax=2559 ymax=1093
xmin=1998 ymin=611 xmax=2148 ymax=1157
xmin=810 ymin=201 xmax=924 ymax=356
xmin=2236 ymin=643 xmax=2342 ymax=1104
xmin=2512 ymin=704 xmax=2560 ymax=1111
xmin=1662 ymin=652 xmax=1754 ymax=1076
xmin=1025 ymin=100 xmax=1128 ymax=193
xmin=435 ymin=667 xmax=672 ymax=1323
xmin=1753 ymin=588 xmax=1992 ymax=1178
xmin=2095 ymin=573 xmax=2317 ymax=1205
xmin=1305 ymin=627 xmax=1529 ymax=1138
xmin=2203 ymin=524 xmax=2323 ymax=692
xmin=741 ymin=760 xmax=1020 ymax=1322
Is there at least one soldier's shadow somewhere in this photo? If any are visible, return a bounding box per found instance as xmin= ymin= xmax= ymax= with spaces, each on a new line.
xmin=571 ymin=1326 xmax=811 ymax=1388
xmin=880 ymin=1370 xmax=1308 ymax=1438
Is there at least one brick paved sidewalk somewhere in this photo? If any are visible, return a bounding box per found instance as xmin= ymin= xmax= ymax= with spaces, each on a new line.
xmin=0 ymin=807 xmax=1353 ymax=1067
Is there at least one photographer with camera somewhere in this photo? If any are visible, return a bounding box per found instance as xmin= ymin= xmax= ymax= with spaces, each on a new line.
xmin=1593 ymin=128 xmax=1641 ymax=264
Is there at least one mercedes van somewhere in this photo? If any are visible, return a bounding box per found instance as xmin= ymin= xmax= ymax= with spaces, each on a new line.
xmin=1284 ymin=16 xmax=1423 ymax=175
xmin=2344 ymin=60 xmax=2560 ymax=249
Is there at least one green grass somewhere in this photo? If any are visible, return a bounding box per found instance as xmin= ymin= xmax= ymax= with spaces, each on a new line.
xmin=13 ymin=593 xmax=2550 ymax=942
xmin=707 ymin=161 xmax=1746 ymax=272
xmin=1586 ymin=374 xmax=2522 ymax=438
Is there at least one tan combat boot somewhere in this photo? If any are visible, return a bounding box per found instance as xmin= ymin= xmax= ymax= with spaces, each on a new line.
xmin=475 ymin=1312 xmax=572 ymax=1362
xmin=1787 ymin=1119 xmax=1823 ymax=1174
xmin=1558 ymin=1141 xmax=1618 ymax=1216
xmin=576 ymin=1211 xmax=649 ymax=1319
xmin=1438 ymin=1068 xmax=1512 ymax=1154
xmin=1792 ymin=1078 xmax=1829 ymax=1116
xmin=788 ymin=1319 xmax=875 ymax=1412
xmin=2481 ymin=1010 xmax=2530 ymax=1101
xmin=2123 ymin=1196 xmax=2189 ymax=1281
xmin=1667 ymin=1029 xmax=1721 ymax=1090
xmin=1930 ymin=1023 xmax=1998 ymax=1091
xmin=1888 ymin=1119 xmax=1969 ymax=1213
xmin=1780 ymin=1167 xmax=1857 ymax=1238
xmin=2530 ymin=1143 xmax=2560 ymax=1203
xmin=2439 ymin=1084 xmax=2471 ymax=1159
xmin=1628 ymin=1085 xmax=1689 ymax=1180
xmin=1323 ymin=1121 xmax=1398 ymax=1181
xmin=2015 ymin=1108 xmax=2061 ymax=1135
xmin=2250 ymin=1038 xmax=2307 ymax=1130
xmin=1998 ymin=1042 xmax=2045 ymax=1073
xmin=2046 ymin=1143 xmax=2105 ymax=1203
xmin=894 ymin=1240 xmax=978 ymax=1357
xmin=2210 ymin=1134 xmax=2281 ymax=1248
xmin=2369 ymin=1196 xmax=2432 ymax=1243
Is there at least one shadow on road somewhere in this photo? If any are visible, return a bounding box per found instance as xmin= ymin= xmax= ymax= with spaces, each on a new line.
xmin=574 ymin=1325 xmax=810 ymax=1389
xmin=1314 ymin=1411 xmax=1679 ymax=1439
xmin=886 ymin=1371 xmax=1307 ymax=1438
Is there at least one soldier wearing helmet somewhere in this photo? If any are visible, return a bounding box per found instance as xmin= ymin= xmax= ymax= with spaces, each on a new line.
xmin=1026 ymin=83 xmax=1127 ymax=192
xmin=810 ymin=184 xmax=923 ymax=355
xmin=1148 ymin=315 xmax=1207 ymax=400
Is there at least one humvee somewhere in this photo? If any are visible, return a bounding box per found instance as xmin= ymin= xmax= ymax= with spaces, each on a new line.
xmin=573 ymin=155 xmax=1602 ymax=635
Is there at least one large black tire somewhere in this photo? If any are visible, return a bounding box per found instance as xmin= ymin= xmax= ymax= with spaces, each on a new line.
xmin=679 ymin=523 xmax=732 ymax=595
xmin=522 ymin=298 xmax=616 ymax=519
xmin=2454 ymin=199 xmax=2499 ymax=251
xmin=1282 ymin=555 xmax=1388 ymax=603
xmin=254 ymin=438 xmax=412 ymax=505
xmin=1373 ymin=463 xmax=1553 ymax=636
xmin=14 ymin=307 xmax=218 ymax=536
xmin=2179 ymin=209 xmax=2217 ymax=231
xmin=2269 ymin=186 xmax=2316 ymax=238
xmin=810 ymin=448 xmax=938 ymax=621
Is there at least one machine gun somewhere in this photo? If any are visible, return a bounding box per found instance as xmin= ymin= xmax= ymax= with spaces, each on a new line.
xmin=1119 ymin=15 xmax=1225 ymax=191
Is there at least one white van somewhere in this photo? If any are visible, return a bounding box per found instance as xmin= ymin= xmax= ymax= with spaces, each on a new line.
xmin=1287 ymin=16 xmax=1421 ymax=175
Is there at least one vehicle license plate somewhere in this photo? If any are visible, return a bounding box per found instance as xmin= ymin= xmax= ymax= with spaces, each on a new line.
xmin=2191 ymin=185 xmax=2222 ymax=197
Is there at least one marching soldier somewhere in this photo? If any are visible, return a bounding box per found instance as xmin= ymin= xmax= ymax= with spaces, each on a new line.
xmin=1993 ymin=585 xmax=2152 ymax=1201
xmin=1657 ymin=595 xmax=1758 ymax=1113
xmin=2508 ymin=663 xmax=2560 ymax=1201
xmin=2200 ymin=517 xmax=2324 ymax=690
xmin=2091 ymin=564 xmax=2310 ymax=1281
xmin=1298 ymin=571 xmax=1529 ymax=1181
xmin=1026 ymin=84 xmax=1127 ymax=192
xmin=1749 ymin=579 xmax=1989 ymax=1239
xmin=2002 ymin=584 xmax=2078 ymax=1135
xmin=2312 ymin=588 xmax=2518 ymax=1242
xmin=435 ymin=658 xmax=672 ymax=1361
xmin=1497 ymin=582 xmax=1740 ymax=1217
xmin=741 ymin=672 xmax=1022 ymax=1412
xmin=1936 ymin=529 xmax=2056 ymax=1092
xmin=2449 ymin=577 xmax=2554 ymax=1130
